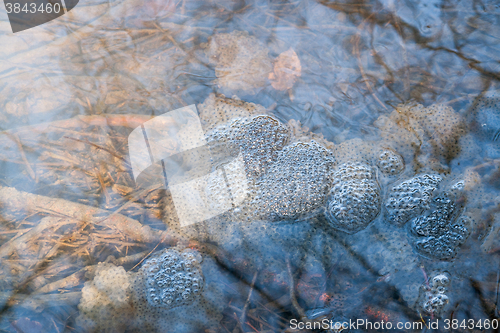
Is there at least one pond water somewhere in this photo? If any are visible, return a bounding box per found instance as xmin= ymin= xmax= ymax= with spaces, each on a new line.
xmin=0 ymin=0 xmax=500 ymax=332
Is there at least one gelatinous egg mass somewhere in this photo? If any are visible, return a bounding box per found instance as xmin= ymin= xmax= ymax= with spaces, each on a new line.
xmin=377 ymin=148 xmax=405 ymax=175
xmin=141 ymin=248 xmax=204 ymax=309
xmin=416 ymin=272 xmax=451 ymax=317
xmin=409 ymin=186 xmax=471 ymax=260
xmin=385 ymin=174 xmax=443 ymax=226
xmin=325 ymin=162 xmax=381 ymax=233
xmin=206 ymin=114 xmax=290 ymax=178
xmin=251 ymin=141 xmax=335 ymax=220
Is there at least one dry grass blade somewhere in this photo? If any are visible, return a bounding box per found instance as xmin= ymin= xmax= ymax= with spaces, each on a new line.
xmin=0 ymin=186 xmax=163 ymax=245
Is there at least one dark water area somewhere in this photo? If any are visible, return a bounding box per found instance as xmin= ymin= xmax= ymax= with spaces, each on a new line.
xmin=0 ymin=0 xmax=500 ymax=332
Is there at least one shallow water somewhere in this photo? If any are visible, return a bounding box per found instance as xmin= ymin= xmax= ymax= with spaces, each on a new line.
xmin=0 ymin=0 xmax=500 ymax=332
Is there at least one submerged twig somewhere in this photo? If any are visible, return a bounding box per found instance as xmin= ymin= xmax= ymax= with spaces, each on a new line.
xmin=1 ymin=114 xmax=155 ymax=139
xmin=240 ymin=271 xmax=259 ymax=327
xmin=32 ymin=265 xmax=96 ymax=295
xmin=286 ymin=257 xmax=306 ymax=319
xmin=0 ymin=186 xmax=165 ymax=246
xmin=2 ymin=292 xmax=82 ymax=312
xmin=10 ymin=133 xmax=36 ymax=181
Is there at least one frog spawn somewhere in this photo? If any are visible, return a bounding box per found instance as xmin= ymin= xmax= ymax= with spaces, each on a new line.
xmin=141 ymin=248 xmax=204 ymax=309
xmin=385 ymin=174 xmax=443 ymax=227
xmin=206 ymin=120 xmax=408 ymax=233
xmin=416 ymin=273 xmax=451 ymax=317
xmin=247 ymin=141 xmax=335 ymax=221
xmin=325 ymin=162 xmax=381 ymax=234
xmin=470 ymin=90 xmax=500 ymax=158
xmin=409 ymin=185 xmax=471 ymax=260
xmin=76 ymin=248 xmax=225 ymax=333
xmin=377 ymin=148 xmax=405 ymax=175
xmin=386 ymin=176 xmax=472 ymax=260
xmin=323 ymin=140 xmax=405 ymax=233
xmin=132 ymin=247 xmax=225 ymax=332
xmin=374 ymin=103 xmax=465 ymax=162
xmin=197 ymin=93 xmax=267 ymax=132
xmin=470 ymin=90 xmax=500 ymax=142
xmin=76 ymin=263 xmax=134 ymax=333
xmin=198 ymin=96 xmax=474 ymax=258
xmin=205 ymin=114 xmax=290 ymax=178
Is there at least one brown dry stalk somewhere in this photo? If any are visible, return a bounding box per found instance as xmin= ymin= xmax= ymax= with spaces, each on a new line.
xmin=4 ymin=291 xmax=82 ymax=312
xmin=1 ymin=114 xmax=156 ymax=140
xmin=32 ymin=265 xmax=96 ymax=295
xmin=0 ymin=186 xmax=164 ymax=247
xmin=0 ymin=216 xmax=69 ymax=259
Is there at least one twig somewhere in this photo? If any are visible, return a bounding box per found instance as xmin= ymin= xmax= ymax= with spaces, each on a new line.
xmin=352 ymin=12 xmax=388 ymax=110
xmin=420 ymin=265 xmax=430 ymax=289
xmin=64 ymin=136 xmax=129 ymax=164
xmin=94 ymin=167 xmax=111 ymax=206
xmin=230 ymin=305 xmax=284 ymax=330
xmin=32 ymin=265 xmax=96 ymax=295
xmin=353 ymin=34 xmax=388 ymax=110
xmin=1 ymin=114 xmax=155 ymax=140
xmin=0 ymin=186 xmax=164 ymax=247
xmin=233 ymin=312 xmax=245 ymax=333
xmin=286 ymin=256 xmax=306 ymax=319
xmin=1 ymin=291 xmax=82 ymax=312
xmin=420 ymin=266 xmax=434 ymax=320
xmin=10 ymin=133 xmax=36 ymax=181
xmin=0 ymin=216 xmax=70 ymax=259
xmin=240 ymin=271 xmax=259 ymax=327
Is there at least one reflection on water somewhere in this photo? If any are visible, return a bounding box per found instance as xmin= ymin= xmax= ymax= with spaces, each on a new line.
xmin=1 ymin=0 xmax=500 ymax=331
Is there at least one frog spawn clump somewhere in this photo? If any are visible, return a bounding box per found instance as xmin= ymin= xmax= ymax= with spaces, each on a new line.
xmin=322 ymin=139 xmax=405 ymax=233
xmin=248 ymin=141 xmax=335 ymax=221
xmin=374 ymin=103 xmax=465 ymax=162
xmin=325 ymin=162 xmax=381 ymax=233
xmin=77 ymin=263 xmax=134 ymax=333
xmin=76 ymin=248 xmax=225 ymax=333
xmin=205 ymin=114 xmax=290 ymax=178
xmin=470 ymin=90 xmax=500 ymax=142
xmin=416 ymin=273 xmax=451 ymax=317
xmin=469 ymin=90 xmax=500 ymax=158
xmin=141 ymin=248 xmax=204 ymax=309
xmin=386 ymin=176 xmax=472 ymax=260
xmin=385 ymin=174 xmax=443 ymax=226
xmin=409 ymin=184 xmax=472 ymax=260
xmin=197 ymin=93 xmax=267 ymax=132
xmin=377 ymin=148 xmax=405 ymax=175
xmin=132 ymin=247 xmax=225 ymax=332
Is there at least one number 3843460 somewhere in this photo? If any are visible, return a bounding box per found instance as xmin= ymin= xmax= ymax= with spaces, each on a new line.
xmin=443 ymin=319 xmax=499 ymax=330
xmin=5 ymin=2 xmax=61 ymax=14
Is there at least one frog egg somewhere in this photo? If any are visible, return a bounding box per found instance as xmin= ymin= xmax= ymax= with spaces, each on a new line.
xmin=141 ymin=248 xmax=205 ymax=309
xmin=377 ymin=148 xmax=405 ymax=175
xmin=249 ymin=141 xmax=335 ymax=221
xmin=325 ymin=162 xmax=381 ymax=233
xmin=385 ymin=174 xmax=443 ymax=226
xmin=409 ymin=189 xmax=471 ymax=260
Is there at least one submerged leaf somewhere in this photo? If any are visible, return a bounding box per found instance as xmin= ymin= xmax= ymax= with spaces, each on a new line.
xmin=269 ymin=48 xmax=302 ymax=91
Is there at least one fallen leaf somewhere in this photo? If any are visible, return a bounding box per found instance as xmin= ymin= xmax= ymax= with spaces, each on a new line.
xmin=269 ymin=48 xmax=302 ymax=91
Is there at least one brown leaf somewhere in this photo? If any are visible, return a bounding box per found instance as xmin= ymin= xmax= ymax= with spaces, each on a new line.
xmin=269 ymin=48 xmax=302 ymax=91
